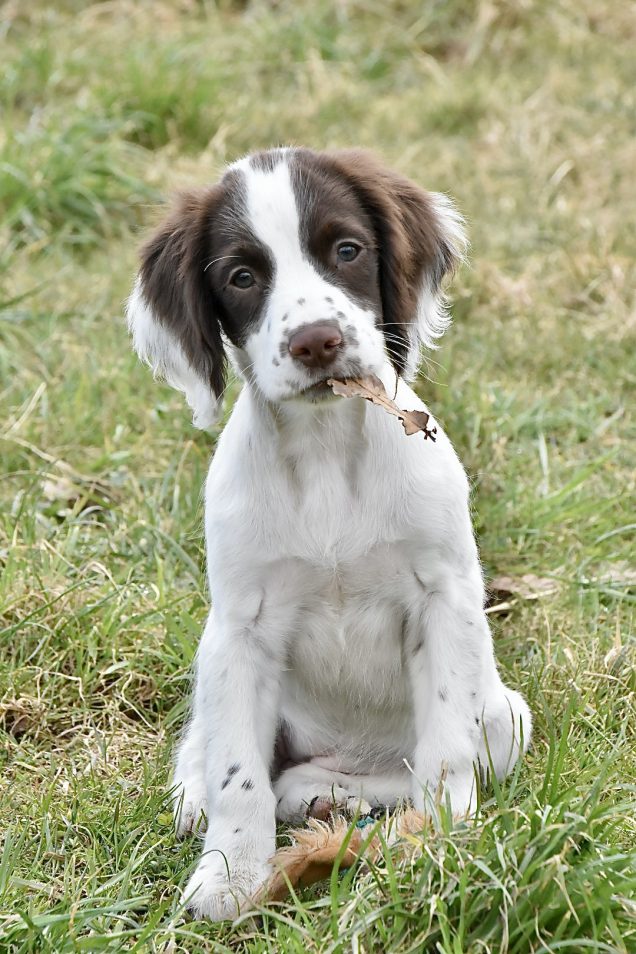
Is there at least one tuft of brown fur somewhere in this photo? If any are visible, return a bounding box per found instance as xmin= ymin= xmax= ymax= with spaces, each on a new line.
xmin=259 ymin=808 xmax=430 ymax=903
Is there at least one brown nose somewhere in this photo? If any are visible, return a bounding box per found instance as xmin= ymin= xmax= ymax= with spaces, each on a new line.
xmin=288 ymin=323 xmax=343 ymax=369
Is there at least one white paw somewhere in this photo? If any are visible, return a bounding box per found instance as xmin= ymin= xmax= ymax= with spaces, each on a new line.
xmin=276 ymin=782 xmax=371 ymax=823
xmin=412 ymin=772 xmax=477 ymax=818
xmin=183 ymin=854 xmax=271 ymax=921
xmin=172 ymin=778 xmax=208 ymax=837
xmin=444 ymin=773 xmax=478 ymax=817
xmin=482 ymin=688 xmax=533 ymax=777
xmin=307 ymin=791 xmax=373 ymax=821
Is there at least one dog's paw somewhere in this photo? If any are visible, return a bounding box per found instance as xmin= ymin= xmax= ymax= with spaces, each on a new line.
xmin=276 ymin=779 xmax=372 ymax=824
xmin=412 ymin=772 xmax=477 ymax=819
xmin=183 ymin=854 xmax=271 ymax=921
xmin=306 ymin=791 xmax=372 ymax=822
xmin=172 ymin=778 xmax=208 ymax=837
xmin=444 ymin=775 xmax=478 ymax=819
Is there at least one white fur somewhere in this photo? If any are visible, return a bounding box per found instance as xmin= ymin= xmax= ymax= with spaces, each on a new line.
xmin=129 ymin=152 xmax=531 ymax=921
xmin=236 ymin=160 xmax=386 ymax=402
xmin=403 ymin=192 xmax=469 ymax=378
xmin=126 ymin=278 xmax=222 ymax=430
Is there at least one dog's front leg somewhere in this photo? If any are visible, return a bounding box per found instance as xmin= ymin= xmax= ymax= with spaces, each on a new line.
xmin=182 ymin=595 xmax=286 ymax=921
xmin=405 ymin=571 xmax=531 ymax=817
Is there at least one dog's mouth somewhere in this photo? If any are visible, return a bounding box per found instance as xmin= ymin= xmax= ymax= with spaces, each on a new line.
xmin=291 ymin=364 xmax=366 ymax=403
xmin=295 ymin=379 xmax=334 ymax=401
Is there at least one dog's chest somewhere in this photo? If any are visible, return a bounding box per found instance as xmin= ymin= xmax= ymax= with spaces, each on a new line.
xmin=281 ymin=546 xmax=413 ymax=738
xmin=264 ymin=433 xmax=418 ymax=692
xmin=268 ymin=432 xmax=416 ymax=565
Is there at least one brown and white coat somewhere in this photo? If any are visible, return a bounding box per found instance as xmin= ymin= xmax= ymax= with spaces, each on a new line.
xmin=127 ymin=147 xmax=531 ymax=920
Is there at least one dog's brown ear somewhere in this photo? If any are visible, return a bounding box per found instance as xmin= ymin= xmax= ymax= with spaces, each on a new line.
xmin=127 ymin=189 xmax=226 ymax=429
xmin=325 ymin=150 xmax=467 ymax=378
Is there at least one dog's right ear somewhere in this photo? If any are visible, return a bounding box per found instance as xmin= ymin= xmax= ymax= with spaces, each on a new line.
xmin=126 ymin=189 xmax=226 ymax=430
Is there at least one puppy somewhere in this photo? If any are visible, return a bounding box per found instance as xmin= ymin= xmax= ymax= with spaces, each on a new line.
xmin=127 ymin=147 xmax=531 ymax=920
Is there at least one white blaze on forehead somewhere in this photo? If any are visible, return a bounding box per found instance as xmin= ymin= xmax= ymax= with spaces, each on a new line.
xmin=240 ymin=157 xmax=307 ymax=273
xmin=222 ymin=153 xmax=389 ymax=402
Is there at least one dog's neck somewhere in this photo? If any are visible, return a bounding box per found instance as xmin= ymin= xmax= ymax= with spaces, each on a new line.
xmin=251 ymin=387 xmax=371 ymax=497
xmin=248 ymin=384 xmax=369 ymax=462
xmin=228 ymin=356 xmax=401 ymax=490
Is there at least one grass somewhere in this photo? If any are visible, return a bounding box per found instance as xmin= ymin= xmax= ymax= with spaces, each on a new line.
xmin=0 ymin=0 xmax=634 ymax=950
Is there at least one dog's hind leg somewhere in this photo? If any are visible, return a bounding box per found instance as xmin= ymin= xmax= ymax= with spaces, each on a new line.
xmin=274 ymin=762 xmax=411 ymax=824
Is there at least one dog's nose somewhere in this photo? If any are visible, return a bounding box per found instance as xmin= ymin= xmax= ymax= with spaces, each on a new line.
xmin=288 ymin=323 xmax=343 ymax=369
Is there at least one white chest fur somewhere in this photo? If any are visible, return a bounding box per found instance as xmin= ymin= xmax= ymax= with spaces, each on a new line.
xmin=203 ymin=377 xmax=474 ymax=771
xmin=278 ymin=547 xmax=416 ymax=770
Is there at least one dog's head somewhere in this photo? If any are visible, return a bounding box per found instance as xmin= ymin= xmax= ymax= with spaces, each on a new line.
xmin=127 ymin=147 xmax=466 ymax=427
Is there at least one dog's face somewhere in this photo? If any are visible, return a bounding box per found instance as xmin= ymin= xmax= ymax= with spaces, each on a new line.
xmin=197 ymin=151 xmax=386 ymax=404
xmin=128 ymin=148 xmax=465 ymax=424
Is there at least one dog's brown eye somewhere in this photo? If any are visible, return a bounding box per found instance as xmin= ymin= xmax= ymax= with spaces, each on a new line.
xmin=337 ymin=243 xmax=360 ymax=263
xmin=231 ymin=269 xmax=255 ymax=289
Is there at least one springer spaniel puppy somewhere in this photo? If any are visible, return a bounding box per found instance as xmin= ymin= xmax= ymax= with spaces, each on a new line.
xmin=127 ymin=147 xmax=531 ymax=920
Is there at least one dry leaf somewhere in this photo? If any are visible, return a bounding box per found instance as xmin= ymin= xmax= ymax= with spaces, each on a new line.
xmin=0 ymin=695 xmax=47 ymax=738
xmin=327 ymin=375 xmax=437 ymax=440
xmin=489 ymin=574 xmax=560 ymax=601
xmin=41 ymin=468 xmax=117 ymax=516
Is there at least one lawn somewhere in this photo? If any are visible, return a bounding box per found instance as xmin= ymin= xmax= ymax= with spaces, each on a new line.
xmin=1 ymin=1 xmax=634 ymax=950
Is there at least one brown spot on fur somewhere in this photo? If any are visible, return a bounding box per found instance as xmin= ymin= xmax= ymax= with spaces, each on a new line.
xmin=295 ymin=148 xmax=461 ymax=376
xmin=138 ymin=187 xmax=229 ymax=398
xmin=307 ymin=795 xmax=333 ymax=821
xmin=343 ymin=325 xmax=359 ymax=348
xmin=137 ymin=168 xmax=276 ymax=396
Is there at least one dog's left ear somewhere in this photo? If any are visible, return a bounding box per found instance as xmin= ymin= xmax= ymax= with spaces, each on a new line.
xmin=126 ymin=188 xmax=226 ymax=430
xmin=327 ymin=150 xmax=467 ymax=379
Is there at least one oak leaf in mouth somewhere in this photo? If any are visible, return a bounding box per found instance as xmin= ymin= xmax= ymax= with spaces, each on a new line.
xmin=327 ymin=375 xmax=437 ymax=440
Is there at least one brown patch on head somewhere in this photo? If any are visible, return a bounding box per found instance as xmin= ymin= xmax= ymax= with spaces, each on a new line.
xmin=138 ymin=185 xmax=229 ymax=398
xmin=294 ymin=148 xmax=461 ymax=376
xmin=290 ymin=154 xmax=382 ymax=321
xmin=137 ymin=168 xmax=275 ymax=398
xmin=250 ymin=148 xmax=287 ymax=173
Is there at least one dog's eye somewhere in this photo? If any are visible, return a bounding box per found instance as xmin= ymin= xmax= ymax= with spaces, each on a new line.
xmin=231 ymin=269 xmax=255 ymax=289
xmin=336 ymin=243 xmax=360 ymax=263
